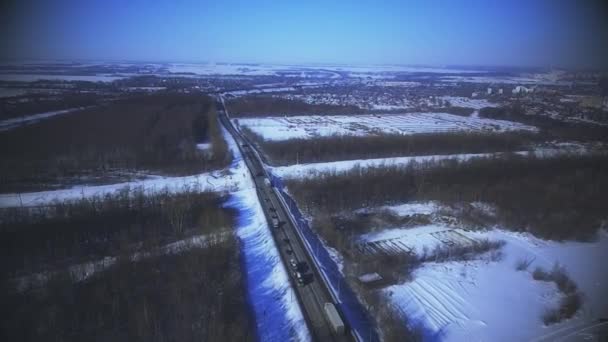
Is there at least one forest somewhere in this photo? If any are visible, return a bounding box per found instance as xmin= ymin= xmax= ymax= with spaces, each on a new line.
xmin=242 ymin=127 xmax=538 ymax=166
xmin=0 ymin=93 xmax=230 ymax=192
xmin=286 ymin=153 xmax=608 ymax=242
xmin=0 ymin=189 xmax=253 ymax=342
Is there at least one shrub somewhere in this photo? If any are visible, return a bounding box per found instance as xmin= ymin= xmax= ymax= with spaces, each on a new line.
xmin=226 ymin=95 xmax=362 ymax=116
xmin=515 ymin=257 xmax=535 ymax=271
xmin=542 ymin=292 xmax=583 ymax=325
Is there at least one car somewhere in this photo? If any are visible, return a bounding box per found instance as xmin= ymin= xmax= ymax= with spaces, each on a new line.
xmin=283 ymin=237 xmax=290 ymax=245
xmin=289 ymin=258 xmax=298 ymax=269
xmin=293 ymin=271 xmax=305 ymax=286
xmin=285 ymin=248 xmax=293 ymax=255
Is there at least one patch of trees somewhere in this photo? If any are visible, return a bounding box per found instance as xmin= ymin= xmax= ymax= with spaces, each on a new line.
xmin=288 ymin=153 xmax=608 ymax=241
xmin=437 ymin=106 xmax=475 ymax=117
xmin=531 ymin=264 xmax=583 ymax=325
xmin=1 ymin=238 xmax=253 ymax=342
xmin=0 ymin=92 xmax=104 ymax=120
xmin=242 ymin=127 xmax=537 ymax=166
xmin=0 ymin=93 xmax=230 ymax=192
xmin=479 ymin=105 xmax=608 ymax=142
xmin=0 ymin=188 xmax=236 ymax=277
xmin=226 ymin=95 xmax=363 ymax=117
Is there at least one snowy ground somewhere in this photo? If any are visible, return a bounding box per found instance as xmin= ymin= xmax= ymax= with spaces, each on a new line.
xmin=0 ymin=169 xmax=239 ymax=208
xmin=269 ymin=145 xmax=592 ymax=180
xmin=438 ymin=96 xmax=498 ymax=109
xmin=356 ymin=202 xmax=608 ymax=341
xmin=0 ymin=74 xmax=125 ymax=82
xmin=221 ymin=127 xmax=310 ymax=342
xmin=235 ymin=113 xmax=536 ymax=141
xmin=1 ymin=125 xmax=312 ymax=341
xmin=0 ymin=107 xmax=87 ymax=131
xmin=271 ymin=152 xmax=506 ymax=180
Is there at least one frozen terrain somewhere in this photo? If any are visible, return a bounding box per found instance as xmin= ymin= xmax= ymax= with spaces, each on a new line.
xmin=221 ymin=127 xmax=310 ymax=342
xmin=1 ymin=125 xmax=312 ymax=341
xmin=271 ymin=152 xmax=505 ymax=180
xmin=235 ymin=113 xmax=537 ymax=141
xmin=358 ymin=202 xmax=608 ymax=341
xmin=0 ymin=74 xmax=125 ymax=82
xmin=270 ymin=145 xmax=594 ymax=180
xmin=0 ymin=168 xmax=240 ymax=208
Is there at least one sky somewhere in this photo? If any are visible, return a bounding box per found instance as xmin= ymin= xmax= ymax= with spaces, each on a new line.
xmin=1 ymin=0 xmax=608 ymax=69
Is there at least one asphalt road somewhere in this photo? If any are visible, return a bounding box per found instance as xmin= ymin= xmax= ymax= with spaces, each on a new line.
xmin=216 ymin=97 xmax=352 ymax=342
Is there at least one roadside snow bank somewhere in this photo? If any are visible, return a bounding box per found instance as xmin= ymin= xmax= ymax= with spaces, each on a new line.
xmin=222 ymin=125 xmax=310 ymax=341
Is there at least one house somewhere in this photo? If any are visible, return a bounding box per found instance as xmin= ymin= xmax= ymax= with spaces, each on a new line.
xmin=512 ymin=85 xmax=533 ymax=94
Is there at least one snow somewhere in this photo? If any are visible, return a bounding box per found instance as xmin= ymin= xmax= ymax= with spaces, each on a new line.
xmin=366 ymin=221 xmax=608 ymax=341
xmin=0 ymin=170 xmax=239 ymax=208
xmin=221 ymin=125 xmax=310 ymax=341
xmin=4 ymin=121 xmax=312 ymax=341
xmin=0 ymin=127 xmax=251 ymax=207
xmin=195 ymin=142 xmax=212 ymax=151
xmin=438 ymin=96 xmax=498 ymax=109
xmin=384 ymin=201 xmax=440 ymax=217
xmin=270 ymin=147 xmax=595 ymax=180
xmin=0 ymin=74 xmax=125 ymax=82
xmin=235 ymin=113 xmax=537 ymax=141
xmin=360 ymin=224 xmax=460 ymax=255
xmin=0 ymin=107 xmax=87 ymax=131
xmin=343 ymin=198 xmax=608 ymax=341
xmin=224 ymin=86 xmax=296 ymax=97
xmin=439 ymin=75 xmax=572 ymax=86
xmin=271 ymin=152 xmax=508 ymax=180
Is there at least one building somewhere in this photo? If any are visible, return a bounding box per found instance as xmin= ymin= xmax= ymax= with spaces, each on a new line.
xmin=512 ymin=85 xmax=532 ymax=94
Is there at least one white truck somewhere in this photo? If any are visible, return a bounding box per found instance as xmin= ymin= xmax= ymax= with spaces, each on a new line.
xmin=324 ymin=302 xmax=345 ymax=335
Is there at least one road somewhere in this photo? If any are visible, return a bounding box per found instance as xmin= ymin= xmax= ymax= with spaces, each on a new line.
xmin=216 ymin=96 xmax=353 ymax=342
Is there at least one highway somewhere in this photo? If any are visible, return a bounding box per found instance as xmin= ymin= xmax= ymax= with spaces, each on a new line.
xmin=216 ymin=96 xmax=353 ymax=342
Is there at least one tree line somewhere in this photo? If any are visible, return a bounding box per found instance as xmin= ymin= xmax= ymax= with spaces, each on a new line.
xmin=0 ymin=93 xmax=231 ymax=192
xmin=287 ymin=153 xmax=608 ymax=241
xmin=242 ymin=126 xmax=538 ymax=166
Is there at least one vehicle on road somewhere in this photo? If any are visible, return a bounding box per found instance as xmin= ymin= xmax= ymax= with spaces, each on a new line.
xmin=324 ymin=303 xmax=346 ymax=335
xmin=294 ymin=271 xmax=305 ymax=286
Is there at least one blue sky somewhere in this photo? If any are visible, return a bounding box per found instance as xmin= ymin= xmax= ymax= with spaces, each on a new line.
xmin=2 ymin=0 xmax=607 ymax=68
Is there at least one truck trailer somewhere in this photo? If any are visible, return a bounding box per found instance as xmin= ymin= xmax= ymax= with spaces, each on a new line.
xmin=324 ymin=302 xmax=345 ymax=335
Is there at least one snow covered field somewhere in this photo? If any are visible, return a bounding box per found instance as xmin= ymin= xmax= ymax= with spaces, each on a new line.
xmin=357 ymin=202 xmax=608 ymax=341
xmin=269 ymin=146 xmax=590 ymax=180
xmin=271 ymin=152 xmax=502 ymax=180
xmin=1 ymin=125 xmax=312 ymax=341
xmin=0 ymin=74 xmax=125 ymax=82
xmin=0 ymin=169 xmax=239 ymax=208
xmin=438 ymin=96 xmax=498 ymax=109
xmin=236 ymin=113 xmax=537 ymax=141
